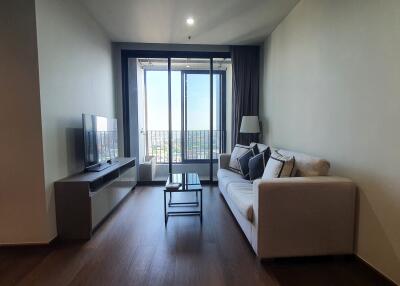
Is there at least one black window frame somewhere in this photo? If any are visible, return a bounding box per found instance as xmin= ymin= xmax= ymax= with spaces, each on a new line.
xmin=142 ymin=68 xmax=226 ymax=164
xmin=121 ymin=50 xmax=231 ymax=182
xmin=180 ymin=69 xmax=226 ymax=164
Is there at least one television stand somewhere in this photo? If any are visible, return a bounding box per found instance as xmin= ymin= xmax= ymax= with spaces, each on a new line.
xmin=54 ymin=157 xmax=136 ymax=240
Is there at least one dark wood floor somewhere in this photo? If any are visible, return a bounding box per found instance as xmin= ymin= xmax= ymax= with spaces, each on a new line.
xmin=0 ymin=186 xmax=394 ymax=286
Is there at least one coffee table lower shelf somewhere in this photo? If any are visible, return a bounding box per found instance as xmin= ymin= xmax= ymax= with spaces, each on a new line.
xmin=163 ymin=190 xmax=203 ymax=226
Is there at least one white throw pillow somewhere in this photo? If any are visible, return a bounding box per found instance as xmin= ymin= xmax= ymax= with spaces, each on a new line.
xmin=229 ymin=144 xmax=252 ymax=173
xmin=262 ymin=151 xmax=295 ymax=179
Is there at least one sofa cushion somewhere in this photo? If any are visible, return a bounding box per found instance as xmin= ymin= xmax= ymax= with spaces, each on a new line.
xmin=217 ymin=169 xmax=249 ymax=193
xmin=227 ymin=182 xmax=254 ymax=221
xmin=262 ymin=151 xmax=296 ymax=179
xmin=218 ymin=168 xmax=244 ymax=180
xmin=229 ymin=144 xmax=252 ymax=173
xmin=277 ymin=149 xmax=330 ymax=176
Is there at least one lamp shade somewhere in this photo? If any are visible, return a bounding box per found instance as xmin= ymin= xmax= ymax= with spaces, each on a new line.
xmin=240 ymin=116 xmax=260 ymax=133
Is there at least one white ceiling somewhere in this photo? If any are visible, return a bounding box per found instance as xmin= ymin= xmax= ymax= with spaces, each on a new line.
xmin=79 ymin=0 xmax=300 ymax=45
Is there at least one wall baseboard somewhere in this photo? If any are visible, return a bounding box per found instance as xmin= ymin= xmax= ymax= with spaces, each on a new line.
xmin=0 ymin=236 xmax=58 ymax=248
xmin=355 ymin=255 xmax=398 ymax=286
xmin=136 ymin=181 xmax=165 ymax=186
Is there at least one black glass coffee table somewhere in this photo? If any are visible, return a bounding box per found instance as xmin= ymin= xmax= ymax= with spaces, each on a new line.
xmin=163 ymin=173 xmax=203 ymax=225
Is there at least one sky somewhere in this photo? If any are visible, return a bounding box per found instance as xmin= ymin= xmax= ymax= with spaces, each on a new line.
xmin=146 ymin=71 xmax=220 ymax=131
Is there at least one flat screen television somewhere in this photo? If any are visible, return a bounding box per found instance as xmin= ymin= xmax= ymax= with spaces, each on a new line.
xmin=82 ymin=114 xmax=118 ymax=171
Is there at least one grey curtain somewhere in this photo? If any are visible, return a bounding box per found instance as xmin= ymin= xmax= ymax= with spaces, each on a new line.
xmin=231 ymin=45 xmax=260 ymax=147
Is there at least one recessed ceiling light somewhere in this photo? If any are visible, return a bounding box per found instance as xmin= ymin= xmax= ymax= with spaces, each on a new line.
xmin=186 ymin=17 xmax=194 ymax=26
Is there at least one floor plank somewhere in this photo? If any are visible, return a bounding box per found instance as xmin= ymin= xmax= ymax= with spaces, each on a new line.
xmin=0 ymin=186 xmax=394 ymax=286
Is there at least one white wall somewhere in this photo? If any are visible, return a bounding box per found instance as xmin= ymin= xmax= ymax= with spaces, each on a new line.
xmin=35 ymin=0 xmax=115 ymax=240
xmin=0 ymin=1 xmax=48 ymax=244
xmin=262 ymin=0 xmax=400 ymax=283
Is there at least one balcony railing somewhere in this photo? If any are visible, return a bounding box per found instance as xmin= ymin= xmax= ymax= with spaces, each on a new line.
xmin=144 ymin=130 xmax=224 ymax=164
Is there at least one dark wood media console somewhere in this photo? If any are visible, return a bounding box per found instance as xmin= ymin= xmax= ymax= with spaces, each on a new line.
xmin=54 ymin=157 xmax=136 ymax=240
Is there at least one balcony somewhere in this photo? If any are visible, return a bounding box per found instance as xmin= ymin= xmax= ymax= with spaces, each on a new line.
xmin=144 ymin=130 xmax=225 ymax=164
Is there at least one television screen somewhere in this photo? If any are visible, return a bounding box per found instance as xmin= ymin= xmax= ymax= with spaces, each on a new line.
xmin=82 ymin=114 xmax=118 ymax=168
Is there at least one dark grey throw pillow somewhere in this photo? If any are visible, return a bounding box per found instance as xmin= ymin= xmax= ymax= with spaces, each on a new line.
xmin=237 ymin=149 xmax=254 ymax=179
xmin=252 ymin=144 xmax=260 ymax=155
xmin=250 ymin=144 xmax=271 ymax=166
xmin=260 ymin=146 xmax=271 ymax=166
xmin=248 ymin=153 xmax=265 ymax=181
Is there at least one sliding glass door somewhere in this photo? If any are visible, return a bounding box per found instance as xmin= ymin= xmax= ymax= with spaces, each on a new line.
xmin=212 ymin=58 xmax=229 ymax=180
xmin=125 ymin=52 xmax=231 ymax=183
xmin=180 ymin=69 xmax=226 ymax=180
xmin=183 ymin=71 xmax=211 ymax=162
xmin=137 ymin=58 xmax=170 ymax=181
xmin=170 ymin=58 xmax=212 ymax=180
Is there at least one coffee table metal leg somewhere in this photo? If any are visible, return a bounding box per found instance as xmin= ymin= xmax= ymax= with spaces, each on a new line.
xmin=164 ymin=191 xmax=167 ymax=226
xmin=200 ymin=190 xmax=203 ymax=223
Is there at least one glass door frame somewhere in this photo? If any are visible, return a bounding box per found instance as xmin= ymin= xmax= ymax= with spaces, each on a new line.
xmin=121 ymin=50 xmax=231 ymax=183
xmin=180 ymin=69 xmax=226 ymax=164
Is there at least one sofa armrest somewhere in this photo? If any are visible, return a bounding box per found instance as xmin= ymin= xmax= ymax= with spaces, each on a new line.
xmin=218 ymin=153 xmax=231 ymax=170
xmin=252 ymin=176 xmax=356 ymax=258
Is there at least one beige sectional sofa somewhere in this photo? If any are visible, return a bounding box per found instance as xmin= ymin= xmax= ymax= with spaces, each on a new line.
xmin=217 ymin=146 xmax=356 ymax=259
